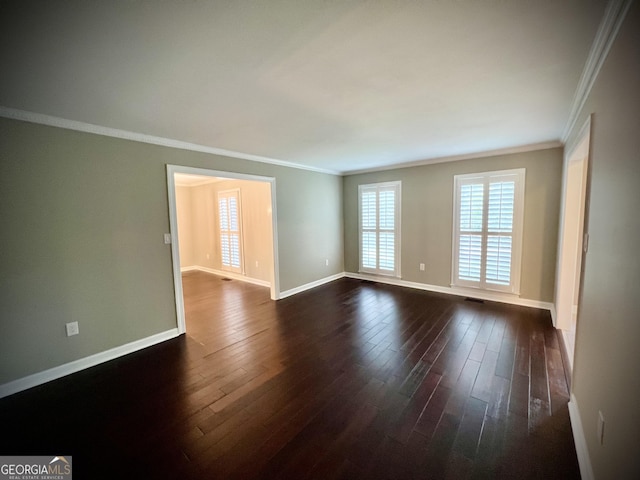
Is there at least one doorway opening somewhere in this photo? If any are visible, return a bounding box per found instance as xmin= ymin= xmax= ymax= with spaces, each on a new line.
xmin=555 ymin=116 xmax=591 ymax=373
xmin=166 ymin=165 xmax=280 ymax=334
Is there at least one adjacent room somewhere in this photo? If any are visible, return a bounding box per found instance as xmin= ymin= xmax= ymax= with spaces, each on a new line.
xmin=1 ymin=1 xmax=638 ymax=479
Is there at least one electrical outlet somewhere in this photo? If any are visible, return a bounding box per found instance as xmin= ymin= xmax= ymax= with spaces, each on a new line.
xmin=419 ymin=263 xmax=425 ymax=271
xmin=163 ymin=233 xmax=172 ymax=244
xmin=325 ymin=259 xmax=329 ymax=267
xmin=597 ymin=411 xmax=605 ymax=445
xmin=66 ymin=321 xmax=79 ymax=337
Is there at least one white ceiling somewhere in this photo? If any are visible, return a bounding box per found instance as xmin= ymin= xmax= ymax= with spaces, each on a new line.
xmin=0 ymin=0 xmax=607 ymax=174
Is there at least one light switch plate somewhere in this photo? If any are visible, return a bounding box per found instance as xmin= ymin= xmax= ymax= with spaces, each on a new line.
xmin=66 ymin=321 xmax=79 ymax=337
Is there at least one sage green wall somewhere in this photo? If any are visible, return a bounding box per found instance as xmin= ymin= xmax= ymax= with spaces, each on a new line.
xmin=564 ymin=2 xmax=640 ymax=477
xmin=0 ymin=118 xmax=344 ymax=385
xmin=343 ymin=148 xmax=563 ymax=303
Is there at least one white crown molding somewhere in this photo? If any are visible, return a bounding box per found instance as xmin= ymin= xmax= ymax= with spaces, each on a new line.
xmin=0 ymin=106 xmax=341 ymax=176
xmin=343 ymin=141 xmax=563 ymax=176
xmin=0 ymin=328 xmax=180 ymax=399
xmin=564 ymin=114 xmax=593 ymax=167
xmin=0 ymin=105 xmax=563 ymax=178
xmin=562 ymin=0 xmax=633 ymax=142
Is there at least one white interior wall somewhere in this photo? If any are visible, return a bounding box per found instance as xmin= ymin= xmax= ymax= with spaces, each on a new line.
xmin=175 ymin=178 xmax=273 ymax=284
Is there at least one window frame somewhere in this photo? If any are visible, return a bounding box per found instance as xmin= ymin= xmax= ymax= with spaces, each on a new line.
xmin=217 ymin=188 xmax=244 ymax=274
xmin=451 ymin=168 xmax=525 ymax=295
xmin=358 ymin=181 xmax=401 ymax=278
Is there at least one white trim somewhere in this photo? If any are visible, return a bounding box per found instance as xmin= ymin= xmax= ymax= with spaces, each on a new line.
xmin=358 ymin=181 xmax=402 ymax=277
xmin=451 ymin=168 xmax=526 ymax=295
xmin=180 ymin=266 xmax=200 ymax=273
xmin=183 ymin=265 xmax=555 ymax=311
xmin=167 ymin=167 xmax=187 ymax=334
xmin=278 ymin=273 xmax=346 ymax=300
xmin=550 ymin=303 xmax=558 ymax=327
xmin=167 ymin=165 xmax=281 ymax=337
xmin=168 ymin=166 xmax=280 ymax=315
xmin=568 ymin=394 xmax=595 ymax=480
xmin=565 ymin=115 xmax=593 ymax=165
xmin=562 ymin=0 xmax=633 ymax=142
xmin=345 ymin=141 xmax=562 ymax=175
xmin=0 ymin=328 xmax=180 ymax=399
xmin=0 ymin=107 xmax=567 ymax=178
xmin=0 ymin=107 xmax=564 ymax=177
xmin=561 ymin=329 xmax=576 ymax=373
xmin=269 ymin=180 xmax=281 ymax=299
xmin=182 ymin=265 xmax=271 ymax=288
xmin=345 ymin=272 xmax=554 ymax=311
xmin=555 ymin=116 xmax=591 ymax=334
xmin=0 ymin=106 xmax=340 ymax=176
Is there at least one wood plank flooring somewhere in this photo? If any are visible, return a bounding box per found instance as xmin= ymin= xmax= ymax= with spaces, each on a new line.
xmin=0 ymin=272 xmax=580 ymax=479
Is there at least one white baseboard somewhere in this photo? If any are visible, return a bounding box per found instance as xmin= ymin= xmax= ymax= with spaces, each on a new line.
xmin=180 ymin=265 xmax=199 ymax=273
xmin=344 ymin=272 xmax=554 ymax=311
xmin=568 ymin=394 xmax=595 ymax=480
xmin=550 ymin=304 xmax=558 ymax=326
xmin=0 ymin=328 xmax=180 ymax=399
xmin=183 ymin=268 xmax=553 ymax=312
xmin=561 ymin=329 xmax=576 ymax=374
xmin=0 ymin=273 xmax=554 ymax=399
xmin=279 ymin=273 xmax=346 ymax=299
xmin=181 ymin=265 xmax=270 ymax=288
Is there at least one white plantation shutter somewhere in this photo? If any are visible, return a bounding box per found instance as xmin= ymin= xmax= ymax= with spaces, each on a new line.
xmin=458 ymin=183 xmax=484 ymax=281
xmin=486 ymin=181 xmax=515 ymax=286
xmin=361 ymin=191 xmax=377 ymax=269
xmin=452 ymin=169 xmax=524 ymax=294
xmin=486 ymin=235 xmax=512 ymax=285
xmin=458 ymin=234 xmax=482 ymax=281
xmin=218 ymin=189 xmax=243 ymax=273
xmin=359 ymin=182 xmax=401 ymax=277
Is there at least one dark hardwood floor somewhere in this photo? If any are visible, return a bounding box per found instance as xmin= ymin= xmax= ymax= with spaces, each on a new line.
xmin=0 ymin=272 xmax=580 ymax=479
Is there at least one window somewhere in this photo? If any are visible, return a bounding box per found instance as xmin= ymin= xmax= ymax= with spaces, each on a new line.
xmin=218 ymin=189 xmax=243 ymax=273
xmin=359 ymin=181 xmax=401 ymax=277
xmin=452 ymin=169 xmax=525 ymax=294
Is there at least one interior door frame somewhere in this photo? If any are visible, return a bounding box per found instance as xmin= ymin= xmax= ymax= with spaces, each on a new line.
xmin=166 ymin=165 xmax=280 ymax=334
xmin=554 ymin=115 xmax=592 ymax=368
